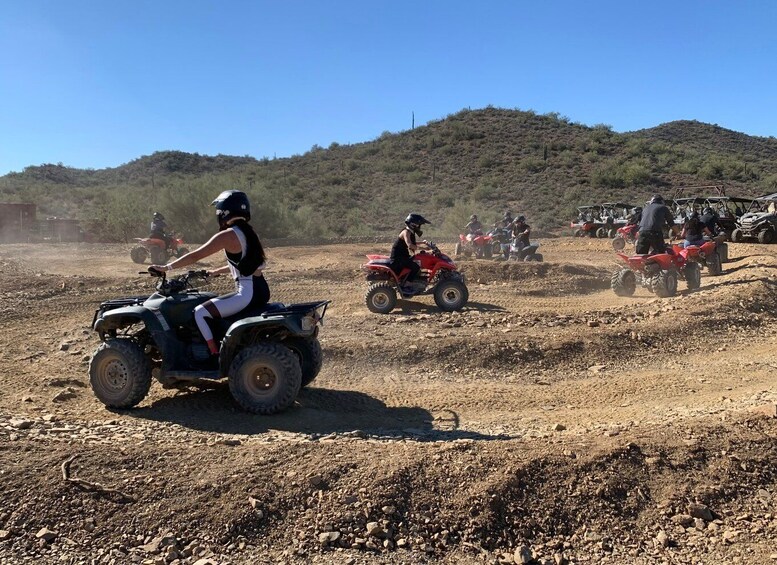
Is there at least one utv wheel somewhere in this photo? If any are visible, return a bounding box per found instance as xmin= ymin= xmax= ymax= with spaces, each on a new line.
xmin=434 ymin=279 xmax=468 ymax=312
xmin=150 ymin=246 xmax=168 ymax=265
xmin=707 ymin=251 xmax=722 ymax=275
xmin=612 ymin=237 xmax=626 ymax=251
xmin=758 ymin=230 xmax=774 ymax=244
xmin=228 ymin=342 xmax=301 ymax=414
xmin=365 ymin=283 xmax=397 ymax=314
xmin=611 ymin=269 xmax=636 ymax=297
xmin=89 ymin=339 xmax=152 ymax=409
xmin=730 ymin=228 xmax=744 ymax=243
xmin=684 ymin=262 xmax=701 ymax=290
xmin=652 ymin=270 xmax=678 ymax=298
xmin=596 ymin=227 xmax=607 ymax=238
xmin=176 ymin=247 xmax=189 ymax=258
xmin=453 ymin=242 xmax=462 ymax=257
xmin=130 ymin=247 xmax=148 ymax=264
xmin=285 ymin=337 xmax=323 ymax=388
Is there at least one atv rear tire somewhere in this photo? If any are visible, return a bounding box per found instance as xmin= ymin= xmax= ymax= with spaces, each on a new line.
xmin=130 ymin=247 xmax=148 ymax=264
xmin=596 ymin=227 xmax=607 ymax=238
xmin=150 ymin=246 xmax=168 ymax=265
xmin=730 ymin=228 xmax=744 ymax=243
xmin=176 ymin=247 xmax=189 ymax=258
xmin=716 ymin=242 xmax=729 ymax=263
xmin=707 ymin=251 xmax=722 ymax=275
xmin=758 ymin=229 xmax=774 ymax=244
xmin=684 ymin=262 xmax=701 ymax=290
xmin=483 ymin=245 xmax=492 ymax=259
xmin=285 ymin=337 xmax=323 ymax=388
xmin=523 ymin=253 xmax=542 ymax=262
xmin=434 ymin=279 xmax=468 ymax=312
xmin=89 ymin=339 xmax=152 ymax=409
xmin=228 ymin=342 xmax=301 ymax=414
xmin=612 ymin=237 xmax=626 ymax=251
xmin=365 ymin=283 xmax=397 ymax=314
xmin=652 ymin=270 xmax=678 ymax=298
xmin=611 ymin=269 xmax=636 ymax=297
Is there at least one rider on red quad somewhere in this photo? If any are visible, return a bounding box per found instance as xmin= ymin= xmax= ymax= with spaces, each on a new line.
xmin=150 ymin=212 xmax=173 ymax=249
xmin=391 ymin=213 xmax=430 ymax=285
xmin=465 ymin=215 xmax=483 ymax=239
xmin=500 ymin=210 xmax=514 ymax=229
xmin=150 ymin=190 xmax=269 ymax=356
xmin=636 ymin=195 xmax=675 ymax=254
xmin=681 ymin=211 xmax=713 ymax=248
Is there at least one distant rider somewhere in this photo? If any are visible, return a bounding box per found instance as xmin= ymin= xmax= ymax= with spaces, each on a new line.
xmin=511 ymin=215 xmax=531 ymax=248
xmin=149 ymin=212 xmax=172 ymax=249
xmin=390 ymin=213 xmax=430 ymax=284
xmin=149 ymin=190 xmax=269 ymax=356
xmin=500 ymin=210 xmax=514 ymax=229
xmin=700 ymin=206 xmax=723 ymax=235
xmin=465 ymin=214 xmax=483 ymax=237
xmin=636 ymin=194 xmax=675 ymax=254
xmin=681 ymin=211 xmax=713 ymax=248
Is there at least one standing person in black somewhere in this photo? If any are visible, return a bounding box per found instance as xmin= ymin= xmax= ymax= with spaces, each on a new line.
xmin=636 ymin=194 xmax=675 ymax=254
xmin=390 ymin=213 xmax=430 ymax=284
xmin=700 ymin=207 xmax=723 ymax=235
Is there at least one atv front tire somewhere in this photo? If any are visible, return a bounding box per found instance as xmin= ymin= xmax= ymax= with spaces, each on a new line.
xmin=612 ymin=237 xmax=626 ymax=251
xmin=285 ymin=336 xmax=323 ymax=388
xmin=228 ymin=342 xmax=301 ymax=414
xmin=150 ymin=246 xmax=168 ymax=265
xmin=130 ymin=247 xmax=148 ymax=264
xmin=89 ymin=339 xmax=152 ymax=409
xmin=611 ymin=269 xmax=636 ymax=297
xmin=365 ymin=283 xmax=397 ymax=314
xmin=684 ymin=262 xmax=701 ymax=290
xmin=716 ymin=242 xmax=729 ymax=263
xmin=652 ymin=270 xmax=678 ymax=298
xmin=434 ymin=279 xmax=468 ymax=312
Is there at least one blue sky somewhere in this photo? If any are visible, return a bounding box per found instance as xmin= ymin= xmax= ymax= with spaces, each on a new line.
xmin=1 ymin=0 xmax=776 ymax=174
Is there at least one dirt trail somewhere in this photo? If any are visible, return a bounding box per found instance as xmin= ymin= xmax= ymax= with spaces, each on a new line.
xmin=0 ymin=239 xmax=776 ymax=564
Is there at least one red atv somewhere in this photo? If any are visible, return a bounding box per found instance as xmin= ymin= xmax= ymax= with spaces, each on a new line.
xmin=363 ymin=241 xmax=469 ymax=314
xmin=611 ymin=224 xmax=639 ymax=250
xmin=131 ymin=235 xmax=188 ymax=265
xmin=611 ymin=248 xmax=701 ymax=298
xmin=670 ymin=239 xmax=724 ymax=275
xmin=454 ymin=232 xmax=494 ymax=259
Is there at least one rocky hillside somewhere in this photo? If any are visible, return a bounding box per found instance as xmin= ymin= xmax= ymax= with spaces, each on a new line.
xmin=2 ymin=108 xmax=776 ymax=242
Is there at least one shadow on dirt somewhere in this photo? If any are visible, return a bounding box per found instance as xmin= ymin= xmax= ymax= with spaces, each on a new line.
xmin=127 ymin=386 xmax=513 ymax=441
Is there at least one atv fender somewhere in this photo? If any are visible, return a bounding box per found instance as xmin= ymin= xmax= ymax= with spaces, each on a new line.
xmin=94 ymin=306 xmax=176 ymax=366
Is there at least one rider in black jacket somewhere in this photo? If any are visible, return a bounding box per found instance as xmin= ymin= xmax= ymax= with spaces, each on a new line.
xmin=636 ymin=195 xmax=675 ymax=254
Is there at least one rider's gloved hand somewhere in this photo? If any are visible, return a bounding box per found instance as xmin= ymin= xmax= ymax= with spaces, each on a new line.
xmin=148 ymin=265 xmax=168 ymax=276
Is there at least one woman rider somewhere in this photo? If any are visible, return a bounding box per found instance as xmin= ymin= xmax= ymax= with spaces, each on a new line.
xmin=390 ymin=213 xmax=430 ymax=283
xmin=150 ymin=190 xmax=269 ymax=356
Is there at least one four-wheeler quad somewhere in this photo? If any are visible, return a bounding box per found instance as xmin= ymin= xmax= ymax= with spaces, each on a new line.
xmin=671 ymin=237 xmax=725 ymax=276
xmin=487 ymin=225 xmax=512 ymax=259
xmin=89 ymin=270 xmax=329 ymax=414
xmin=131 ymin=234 xmax=189 ymax=264
xmin=731 ymin=193 xmax=777 ymax=244
xmin=611 ymin=249 xmax=701 ymax=298
xmin=611 ymin=224 xmax=639 ymax=251
xmin=362 ymin=241 xmax=468 ymax=314
xmin=507 ymin=239 xmax=543 ymax=262
xmin=454 ymin=232 xmax=494 ymax=259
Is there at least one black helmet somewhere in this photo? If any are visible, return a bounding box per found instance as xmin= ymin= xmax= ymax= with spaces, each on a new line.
xmin=503 ymin=210 xmax=513 ymax=219
xmin=690 ymin=211 xmax=700 ymax=219
xmin=211 ymin=190 xmax=251 ymax=228
xmin=515 ymin=215 xmax=526 ymax=223
xmin=470 ymin=214 xmax=478 ymax=221
xmin=650 ymin=194 xmax=665 ymax=204
xmin=405 ymin=213 xmax=431 ymax=236
xmin=153 ymin=212 xmax=165 ymax=220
